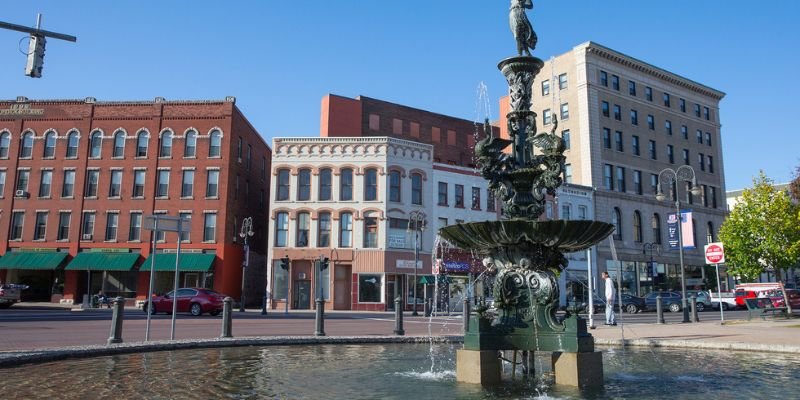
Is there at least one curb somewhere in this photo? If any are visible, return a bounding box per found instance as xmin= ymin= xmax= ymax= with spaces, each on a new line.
xmin=594 ymin=338 xmax=800 ymax=354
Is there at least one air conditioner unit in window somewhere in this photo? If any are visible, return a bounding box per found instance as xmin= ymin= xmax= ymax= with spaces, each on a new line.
xmin=14 ymin=190 xmax=28 ymax=198
xmin=82 ymin=234 xmax=93 ymax=241
xmin=237 ymin=157 xmax=243 ymax=164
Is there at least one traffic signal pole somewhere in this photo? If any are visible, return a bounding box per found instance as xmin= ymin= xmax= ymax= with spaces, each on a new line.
xmin=0 ymin=14 xmax=77 ymax=77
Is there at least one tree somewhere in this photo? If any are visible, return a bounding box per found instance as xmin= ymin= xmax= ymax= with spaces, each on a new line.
xmin=791 ymin=163 xmax=800 ymax=202
xmin=719 ymin=172 xmax=800 ymax=282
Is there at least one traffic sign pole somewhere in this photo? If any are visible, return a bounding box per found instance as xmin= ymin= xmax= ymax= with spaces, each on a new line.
xmin=705 ymin=242 xmax=725 ymax=324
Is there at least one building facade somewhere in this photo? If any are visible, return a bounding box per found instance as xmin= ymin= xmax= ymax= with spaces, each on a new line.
xmin=0 ymin=97 xmax=270 ymax=305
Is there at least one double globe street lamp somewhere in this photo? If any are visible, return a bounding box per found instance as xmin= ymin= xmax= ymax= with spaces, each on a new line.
xmin=655 ymin=165 xmax=701 ymax=323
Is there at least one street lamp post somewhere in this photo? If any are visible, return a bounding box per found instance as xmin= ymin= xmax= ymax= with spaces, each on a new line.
xmin=408 ymin=210 xmax=426 ymax=317
xmin=655 ymin=165 xmax=701 ymax=323
xmin=239 ymin=217 xmax=254 ymax=312
xmin=642 ymin=242 xmax=661 ymax=290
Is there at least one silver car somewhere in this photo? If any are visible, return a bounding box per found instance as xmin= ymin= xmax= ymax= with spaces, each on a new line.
xmin=687 ymin=290 xmax=711 ymax=311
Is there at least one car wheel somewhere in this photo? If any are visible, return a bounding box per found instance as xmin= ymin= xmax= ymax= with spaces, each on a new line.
xmin=190 ymin=303 xmax=203 ymax=316
xmin=696 ymin=303 xmax=705 ymax=312
xmin=669 ymin=303 xmax=681 ymax=313
xmin=722 ymin=303 xmax=731 ymax=311
xmin=625 ymin=304 xmax=638 ymax=314
xmin=144 ymin=302 xmax=157 ymax=315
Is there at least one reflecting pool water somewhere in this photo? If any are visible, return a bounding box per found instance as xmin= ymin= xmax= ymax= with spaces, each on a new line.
xmin=2 ymin=344 xmax=797 ymax=399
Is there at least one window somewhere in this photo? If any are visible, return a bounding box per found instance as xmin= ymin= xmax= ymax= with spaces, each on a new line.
xmin=680 ymin=98 xmax=686 ymax=112
xmin=261 ymin=157 xmax=267 ymax=180
xmin=181 ymin=170 xmax=194 ymax=197
xmin=358 ymin=274 xmax=382 ymax=303
xmin=681 ymin=125 xmax=688 ymax=140
xmin=363 ymin=212 xmax=378 ymax=248
xmin=0 ymin=170 xmax=5 ymax=196
xmin=601 ymin=101 xmax=609 ymax=117
xmin=558 ymin=73 xmax=567 ymax=89
xmin=649 ymin=140 xmax=657 ymax=160
xmin=711 ymin=186 xmax=717 ymax=208
xmin=562 ymin=130 xmax=570 ymax=150
xmin=203 ymin=213 xmax=217 ymax=242
xmin=696 ymin=130 xmax=703 ymax=144
xmin=704 ymin=106 xmax=710 ymax=120
xmin=707 ymin=155 xmax=714 ymax=173
xmin=543 ymin=109 xmax=552 ymax=125
xmin=89 ymin=131 xmax=102 ymax=158
xmin=665 ymin=120 xmax=672 ymax=135
xmin=247 ymin=144 xmax=252 ymax=169
xmin=20 ymin=132 xmax=34 ymax=158
xmin=564 ymin=164 xmax=572 ymax=183
xmin=364 ymin=168 xmax=377 ymax=201
xmin=319 ymin=168 xmax=332 ymax=201
xmin=667 ymin=145 xmax=674 ymax=164
xmin=541 ymin=79 xmax=550 ymax=95
xmin=178 ymin=213 xmax=191 ymax=242
xmin=339 ymin=212 xmax=353 ymax=247
xmin=645 ymin=87 xmax=653 ymax=101
xmin=275 ymin=212 xmax=288 ymax=247
xmin=650 ymin=174 xmax=658 ymax=194
xmin=297 ymin=168 xmax=311 ymax=201
xmin=612 ymin=208 xmax=622 ymax=240
xmin=296 ymin=212 xmax=310 ymax=247
xmin=392 ymin=118 xmax=403 ymax=135
xmin=58 ymin=212 xmax=70 ymax=240
xmin=652 ymin=214 xmax=662 ymax=244
xmin=109 ymin=170 xmax=122 ymax=198
xmin=62 ymin=170 xmax=75 ymax=197
xmin=39 ymin=170 xmax=53 ymax=197
xmin=616 ymin=166 xmax=626 ymax=192
xmin=632 ymin=135 xmax=640 ymax=156
xmin=682 ymin=149 xmax=690 ymax=165
xmin=707 ymin=221 xmax=715 ymax=242
xmin=634 ymin=170 xmax=642 ymax=195
xmin=209 ymin=130 xmax=222 ymax=157
xmin=276 ymin=169 xmax=290 ymax=201
xmin=630 ymin=110 xmax=638 ymax=125
xmin=132 ymin=170 xmax=145 ymax=198
xmin=34 ymin=212 xmax=48 ymax=240
xmin=455 ymin=184 xmax=464 ymax=207
xmin=698 ymin=153 xmax=705 ymax=171
xmin=369 ymin=114 xmax=380 ymax=131
xmin=705 ymin=132 xmax=712 ymax=146
xmin=389 ymin=170 xmax=401 ymax=202
xmin=471 ymin=187 xmax=481 ymax=209
xmin=82 ymin=212 xmax=96 ymax=239
xmin=694 ymin=104 xmax=701 ymax=117
xmin=562 ymin=204 xmax=571 ymax=220
xmin=340 ymin=168 xmax=353 ymax=201
xmin=633 ymin=211 xmax=642 ymax=243
xmin=10 ymin=212 xmax=24 ymax=240
xmin=578 ymin=206 xmax=587 ymax=220
xmin=614 ymin=131 xmax=623 ymax=151
xmin=136 ymin=131 xmax=148 ymax=157
xmin=411 ymin=173 xmax=422 ymax=205
xmin=159 ymin=130 xmax=173 ymax=157
xmin=318 ymin=212 xmax=331 ymax=247
xmin=105 ymin=212 xmax=119 ymax=241
xmin=599 ymin=71 xmax=608 ymax=86
xmin=629 ymin=80 xmax=636 ymax=96
xmin=603 ymin=164 xmax=613 ymax=190
xmin=113 ymin=131 xmax=125 ymax=158
xmin=44 ymin=131 xmax=56 ymax=158
xmin=237 ymin=137 xmax=242 ymax=159
xmin=663 ymin=93 xmax=671 ymax=107
xmin=438 ymin=182 xmax=448 ymax=205
xmin=613 ymin=104 xmax=621 ymax=121
xmin=153 ymin=169 xmax=169 ymax=197
xmin=560 ymin=103 xmax=569 ymax=120
xmin=0 ymin=132 xmax=9 ymax=158
xmin=128 ymin=212 xmax=142 ymax=241
xmin=611 ymin=75 xmax=619 ymax=90
xmin=206 ymin=170 xmax=219 ymax=197
xmin=184 ymin=130 xmax=197 ymax=157
xmin=487 ymin=189 xmax=496 ymax=211
xmin=603 ymin=128 xmax=611 ymax=149
xmin=647 ymin=115 xmax=654 ymax=130
xmin=16 ymin=169 xmax=30 ymax=193
xmin=85 ymin=170 xmax=99 ymax=197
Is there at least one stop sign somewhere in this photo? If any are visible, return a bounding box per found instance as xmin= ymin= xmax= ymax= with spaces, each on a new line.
xmin=704 ymin=243 xmax=725 ymax=264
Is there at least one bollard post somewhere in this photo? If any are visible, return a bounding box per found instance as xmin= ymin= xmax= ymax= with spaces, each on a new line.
xmin=393 ymin=297 xmax=405 ymax=335
xmin=221 ymin=297 xmax=233 ymax=338
xmin=424 ymin=298 xmax=432 ymax=317
xmin=315 ymin=298 xmax=326 ymax=336
xmin=690 ymin=295 xmax=699 ymax=322
xmin=656 ymin=295 xmax=665 ymax=324
xmin=107 ymin=297 xmax=125 ymax=345
xmin=463 ymin=298 xmax=471 ymax=333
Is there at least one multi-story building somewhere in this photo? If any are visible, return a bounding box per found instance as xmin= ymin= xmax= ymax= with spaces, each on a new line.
xmin=500 ymin=42 xmax=727 ymax=296
xmin=0 ymin=97 xmax=270 ymax=305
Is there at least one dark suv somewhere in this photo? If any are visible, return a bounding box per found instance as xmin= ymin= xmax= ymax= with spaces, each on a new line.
xmin=644 ymin=291 xmax=683 ymax=312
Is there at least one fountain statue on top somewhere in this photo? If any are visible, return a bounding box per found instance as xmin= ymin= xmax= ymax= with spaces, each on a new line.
xmin=440 ymin=0 xmax=614 ymax=389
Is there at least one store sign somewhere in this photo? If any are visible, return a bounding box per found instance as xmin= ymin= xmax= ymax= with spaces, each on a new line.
xmin=388 ymin=234 xmax=405 ymax=248
xmin=444 ymin=262 xmax=470 ymax=272
xmin=0 ymin=103 xmax=44 ymax=117
xmin=396 ymin=260 xmax=421 ymax=269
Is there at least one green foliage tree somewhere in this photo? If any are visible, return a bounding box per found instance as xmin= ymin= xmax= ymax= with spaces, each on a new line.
xmin=791 ymin=163 xmax=800 ymax=202
xmin=719 ymin=172 xmax=800 ymax=282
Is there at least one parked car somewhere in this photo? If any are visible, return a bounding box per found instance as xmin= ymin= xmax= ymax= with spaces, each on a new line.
xmin=687 ymin=290 xmax=711 ymax=312
xmin=768 ymin=289 xmax=800 ymax=309
xmin=735 ymin=289 xmax=758 ymax=308
xmin=0 ymin=284 xmax=28 ymax=309
xmin=564 ymin=293 xmax=646 ymax=314
xmin=708 ymin=291 xmax=737 ymax=310
xmin=644 ymin=291 xmax=683 ymax=312
xmin=143 ymin=288 xmax=227 ymax=316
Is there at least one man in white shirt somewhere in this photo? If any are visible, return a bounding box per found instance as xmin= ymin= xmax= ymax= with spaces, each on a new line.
xmin=602 ymin=271 xmax=616 ymax=326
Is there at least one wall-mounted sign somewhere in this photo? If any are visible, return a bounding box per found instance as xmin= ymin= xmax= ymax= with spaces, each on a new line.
xmin=396 ymin=260 xmax=422 ymax=269
xmin=0 ymin=104 xmax=44 ymax=117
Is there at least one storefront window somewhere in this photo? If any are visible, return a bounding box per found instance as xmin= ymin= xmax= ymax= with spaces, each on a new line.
xmin=274 ymin=260 xmax=288 ymax=299
xmin=358 ymin=274 xmax=382 ymax=303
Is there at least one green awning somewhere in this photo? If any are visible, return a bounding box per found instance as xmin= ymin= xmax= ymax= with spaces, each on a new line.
xmin=141 ymin=253 xmax=216 ymax=272
xmin=419 ymin=275 xmax=452 ymax=284
xmin=0 ymin=251 xmax=68 ymax=270
xmin=65 ymin=252 xmax=141 ymax=271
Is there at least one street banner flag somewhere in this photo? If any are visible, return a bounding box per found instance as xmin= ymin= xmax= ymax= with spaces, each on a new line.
xmin=667 ymin=210 xmax=695 ymax=250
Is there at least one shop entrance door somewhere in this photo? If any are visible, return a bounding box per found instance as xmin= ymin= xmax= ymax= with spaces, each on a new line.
xmin=333 ymin=265 xmax=351 ymax=310
xmin=293 ymin=280 xmax=311 ymax=309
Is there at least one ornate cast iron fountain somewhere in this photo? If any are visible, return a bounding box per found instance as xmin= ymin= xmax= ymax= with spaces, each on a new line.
xmin=440 ymin=0 xmax=614 ymax=387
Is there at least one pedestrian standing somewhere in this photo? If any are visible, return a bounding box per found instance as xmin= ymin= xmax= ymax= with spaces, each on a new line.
xmin=602 ymin=271 xmax=616 ymax=326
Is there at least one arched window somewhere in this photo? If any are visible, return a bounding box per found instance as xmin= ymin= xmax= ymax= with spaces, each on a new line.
xmin=318 ymin=168 xmax=332 ymax=201
xmin=276 ymin=169 xmax=290 ymax=201
xmin=296 ymin=212 xmax=310 ymax=247
xmin=612 ymin=207 xmax=622 ymax=240
xmin=20 ymin=132 xmax=34 ymax=158
xmin=43 ymin=131 xmax=56 ymax=158
xmin=274 ymin=212 xmax=288 ymax=247
xmin=184 ymin=129 xmax=197 ymax=157
xmin=0 ymin=132 xmax=10 ymax=158
xmin=66 ymin=131 xmax=79 ymax=158
xmin=89 ymin=131 xmax=102 ymax=158
xmin=317 ymin=212 xmax=331 ymax=247
xmin=411 ymin=172 xmax=423 ymax=205
xmin=112 ymin=130 xmax=125 ymax=158
xmin=389 ymin=170 xmax=401 ymax=202
xmin=136 ymin=131 xmax=148 ymax=157
xmin=159 ymin=130 xmax=173 ymax=157
xmin=209 ymin=129 xmax=222 ymax=157
xmin=364 ymin=168 xmax=378 ymax=201
xmin=363 ymin=211 xmax=378 ymax=248
xmin=297 ymin=168 xmax=311 ymax=201
xmin=633 ymin=210 xmax=642 ymax=243
xmin=339 ymin=212 xmax=353 ymax=247
xmin=340 ymin=168 xmax=353 ymax=201
xmin=707 ymin=221 xmax=715 ymax=243
xmin=652 ymin=213 xmax=662 ymax=244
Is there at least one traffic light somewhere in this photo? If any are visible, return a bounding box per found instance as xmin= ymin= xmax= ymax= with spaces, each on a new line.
xmin=280 ymin=257 xmax=289 ymax=270
xmin=320 ymin=257 xmax=329 ymax=271
xmin=25 ymin=34 xmax=46 ymax=78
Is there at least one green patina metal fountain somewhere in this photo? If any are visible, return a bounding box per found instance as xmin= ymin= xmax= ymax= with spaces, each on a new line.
xmin=439 ymin=0 xmax=614 ymax=387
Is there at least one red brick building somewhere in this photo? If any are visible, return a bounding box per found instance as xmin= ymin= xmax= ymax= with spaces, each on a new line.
xmin=0 ymin=97 xmax=270 ymax=305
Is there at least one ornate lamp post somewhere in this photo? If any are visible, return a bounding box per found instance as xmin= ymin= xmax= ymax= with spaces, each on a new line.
xmin=408 ymin=210 xmax=426 ymax=316
xmin=655 ymin=166 xmax=701 ymax=323
xmin=239 ymin=217 xmax=254 ymax=312
xmin=642 ymin=242 xmax=661 ymax=289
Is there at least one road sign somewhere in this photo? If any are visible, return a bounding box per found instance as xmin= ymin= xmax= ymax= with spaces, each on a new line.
xmin=705 ymin=242 xmax=725 ymax=264
xmin=144 ymin=215 xmax=190 ymax=232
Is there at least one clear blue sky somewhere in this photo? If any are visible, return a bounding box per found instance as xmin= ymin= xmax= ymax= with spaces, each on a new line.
xmin=2 ymin=1 xmax=798 ymax=190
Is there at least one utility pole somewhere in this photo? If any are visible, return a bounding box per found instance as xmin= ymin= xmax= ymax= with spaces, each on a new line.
xmin=0 ymin=14 xmax=77 ymax=78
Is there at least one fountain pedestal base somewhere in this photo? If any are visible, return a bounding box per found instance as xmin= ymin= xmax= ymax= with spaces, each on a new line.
xmin=456 ymin=349 xmax=501 ymax=385
xmin=552 ymin=351 xmax=603 ymax=388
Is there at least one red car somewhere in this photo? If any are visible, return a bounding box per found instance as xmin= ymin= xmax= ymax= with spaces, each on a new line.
xmin=143 ymin=288 xmax=227 ymax=316
xmin=768 ymin=289 xmax=800 ymax=309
